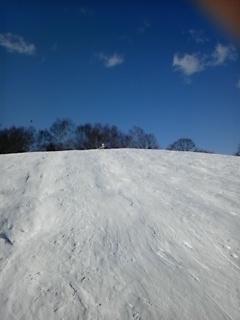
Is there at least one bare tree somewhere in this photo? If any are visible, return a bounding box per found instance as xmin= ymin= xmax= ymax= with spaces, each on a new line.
xmin=167 ymin=138 xmax=196 ymax=152
xmin=0 ymin=126 xmax=35 ymax=154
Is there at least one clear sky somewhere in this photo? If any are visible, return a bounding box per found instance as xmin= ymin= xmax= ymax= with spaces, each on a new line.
xmin=0 ymin=0 xmax=239 ymax=154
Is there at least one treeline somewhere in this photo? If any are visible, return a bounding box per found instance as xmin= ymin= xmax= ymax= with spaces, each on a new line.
xmin=0 ymin=119 xmax=159 ymax=154
xmin=0 ymin=119 xmax=239 ymax=155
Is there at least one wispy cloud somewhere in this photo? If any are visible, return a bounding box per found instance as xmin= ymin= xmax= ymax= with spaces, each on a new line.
xmin=0 ymin=33 xmax=36 ymax=55
xmin=173 ymin=53 xmax=205 ymax=76
xmin=188 ymin=29 xmax=209 ymax=44
xmin=210 ymin=43 xmax=237 ymax=66
xmin=98 ymin=53 xmax=124 ymax=68
xmin=173 ymin=43 xmax=238 ymax=78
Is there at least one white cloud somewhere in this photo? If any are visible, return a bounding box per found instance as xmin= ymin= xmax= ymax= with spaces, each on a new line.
xmin=173 ymin=53 xmax=205 ymax=76
xmin=0 ymin=33 xmax=36 ymax=55
xmin=210 ymin=43 xmax=237 ymax=66
xmin=98 ymin=53 xmax=124 ymax=68
xmin=173 ymin=43 xmax=238 ymax=78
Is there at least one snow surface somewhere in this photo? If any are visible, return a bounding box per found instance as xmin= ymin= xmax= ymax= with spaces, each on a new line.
xmin=0 ymin=149 xmax=240 ymax=320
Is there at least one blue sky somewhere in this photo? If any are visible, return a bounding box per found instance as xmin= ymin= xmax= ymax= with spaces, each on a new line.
xmin=0 ymin=0 xmax=239 ymax=154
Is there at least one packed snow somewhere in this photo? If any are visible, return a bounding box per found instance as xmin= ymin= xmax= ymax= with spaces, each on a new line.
xmin=0 ymin=149 xmax=240 ymax=320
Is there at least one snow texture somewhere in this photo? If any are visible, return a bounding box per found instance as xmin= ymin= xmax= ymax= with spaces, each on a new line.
xmin=0 ymin=149 xmax=240 ymax=320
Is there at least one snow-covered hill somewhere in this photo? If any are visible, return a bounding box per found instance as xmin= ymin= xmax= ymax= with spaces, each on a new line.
xmin=0 ymin=149 xmax=240 ymax=320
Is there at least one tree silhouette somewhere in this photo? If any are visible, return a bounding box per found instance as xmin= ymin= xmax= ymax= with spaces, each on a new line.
xmin=235 ymin=144 xmax=240 ymax=156
xmin=0 ymin=126 xmax=35 ymax=154
xmin=167 ymin=138 xmax=196 ymax=152
xmin=0 ymin=120 xmax=160 ymax=154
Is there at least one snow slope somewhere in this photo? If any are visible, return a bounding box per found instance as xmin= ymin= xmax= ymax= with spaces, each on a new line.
xmin=0 ymin=149 xmax=240 ymax=320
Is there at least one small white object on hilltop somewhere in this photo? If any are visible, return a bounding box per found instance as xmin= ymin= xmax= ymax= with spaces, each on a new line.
xmin=0 ymin=149 xmax=240 ymax=320
xmin=99 ymin=143 xmax=105 ymax=149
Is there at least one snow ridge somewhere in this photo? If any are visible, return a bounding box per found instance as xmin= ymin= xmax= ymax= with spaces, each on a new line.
xmin=0 ymin=149 xmax=240 ymax=320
